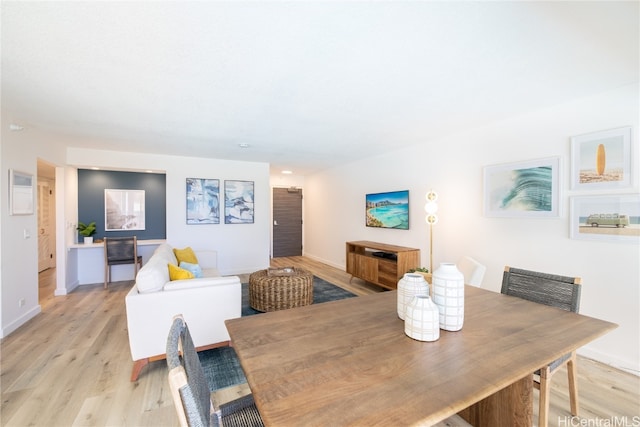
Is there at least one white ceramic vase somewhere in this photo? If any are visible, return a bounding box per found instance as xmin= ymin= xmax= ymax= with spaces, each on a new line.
xmin=397 ymin=273 xmax=429 ymax=320
xmin=84 ymin=236 xmax=94 ymax=244
xmin=404 ymin=295 xmax=440 ymax=342
xmin=432 ymin=263 xmax=464 ymax=331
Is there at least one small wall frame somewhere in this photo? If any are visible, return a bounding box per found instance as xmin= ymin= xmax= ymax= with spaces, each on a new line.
xmin=570 ymin=126 xmax=632 ymax=191
xmin=9 ymin=169 xmax=34 ymax=215
xmin=570 ymin=194 xmax=640 ymax=242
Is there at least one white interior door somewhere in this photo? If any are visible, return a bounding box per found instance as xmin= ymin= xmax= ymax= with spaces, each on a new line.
xmin=38 ymin=180 xmax=56 ymax=272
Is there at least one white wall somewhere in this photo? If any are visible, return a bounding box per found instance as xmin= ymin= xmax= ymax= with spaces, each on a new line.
xmin=0 ymin=123 xmax=68 ymax=336
xmin=303 ymin=83 xmax=640 ymax=374
xmin=67 ymin=148 xmax=271 ymax=275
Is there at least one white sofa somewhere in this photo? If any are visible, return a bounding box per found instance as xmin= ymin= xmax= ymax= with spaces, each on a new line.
xmin=125 ymin=243 xmax=241 ymax=381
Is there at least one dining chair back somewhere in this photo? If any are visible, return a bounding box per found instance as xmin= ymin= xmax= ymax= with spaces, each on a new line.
xmin=501 ymin=266 xmax=582 ymax=427
xmin=457 ymin=256 xmax=486 ymax=287
xmin=166 ymin=315 xmax=263 ymax=427
xmin=103 ymin=236 xmax=142 ymax=289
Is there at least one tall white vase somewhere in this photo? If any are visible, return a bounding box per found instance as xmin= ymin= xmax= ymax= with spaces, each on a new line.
xmin=432 ymin=263 xmax=464 ymax=331
xmin=404 ymin=295 xmax=440 ymax=342
xmin=397 ymin=273 xmax=429 ymax=320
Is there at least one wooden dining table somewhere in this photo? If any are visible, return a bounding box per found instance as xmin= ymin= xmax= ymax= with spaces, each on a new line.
xmin=225 ymin=286 xmax=617 ymax=426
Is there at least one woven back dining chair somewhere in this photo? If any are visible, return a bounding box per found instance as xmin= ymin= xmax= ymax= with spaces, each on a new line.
xmin=166 ymin=315 xmax=264 ymax=427
xmin=501 ymin=266 xmax=582 ymax=427
xmin=103 ymin=236 xmax=142 ymax=289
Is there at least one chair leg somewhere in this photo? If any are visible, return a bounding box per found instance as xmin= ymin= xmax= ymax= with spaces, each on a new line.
xmin=567 ymin=352 xmax=579 ymax=416
xmin=104 ymin=265 xmax=109 ymax=289
xmin=538 ymin=366 xmax=551 ymax=427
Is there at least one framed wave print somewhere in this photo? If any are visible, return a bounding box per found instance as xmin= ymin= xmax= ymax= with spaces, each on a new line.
xmin=483 ymin=157 xmax=560 ymax=218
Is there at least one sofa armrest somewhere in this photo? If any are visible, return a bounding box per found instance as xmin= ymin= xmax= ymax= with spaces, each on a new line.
xmin=163 ymin=275 xmax=238 ymax=291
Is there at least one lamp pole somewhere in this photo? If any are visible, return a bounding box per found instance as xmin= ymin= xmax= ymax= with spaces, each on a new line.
xmin=424 ymin=190 xmax=438 ymax=274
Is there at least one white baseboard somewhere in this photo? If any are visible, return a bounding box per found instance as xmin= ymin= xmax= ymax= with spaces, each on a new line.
xmin=578 ymin=346 xmax=640 ymax=376
xmin=2 ymin=305 xmax=41 ymax=338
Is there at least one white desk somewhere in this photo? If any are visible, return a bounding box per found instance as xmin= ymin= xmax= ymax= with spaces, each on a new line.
xmin=68 ymin=239 xmax=165 ymax=285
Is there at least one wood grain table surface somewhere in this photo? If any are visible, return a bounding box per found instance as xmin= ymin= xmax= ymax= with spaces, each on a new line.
xmin=226 ymin=286 xmax=617 ymax=427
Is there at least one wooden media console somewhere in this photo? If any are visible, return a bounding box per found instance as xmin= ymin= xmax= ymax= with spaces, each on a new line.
xmin=346 ymin=240 xmax=420 ymax=290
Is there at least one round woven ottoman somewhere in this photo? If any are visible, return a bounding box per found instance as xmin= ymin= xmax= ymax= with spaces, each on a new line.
xmin=249 ymin=268 xmax=314 ymax=312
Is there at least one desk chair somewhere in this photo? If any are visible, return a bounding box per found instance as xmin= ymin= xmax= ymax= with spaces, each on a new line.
xmin=457 ymin=256 xmax=486 ymax=287
xmin=167 ymin=315 xmax=263 ymax=427
xmin=502 ymin=266 xmax=582 ymax=427
xmin=104 ymin=236 xmax=142 ymax=289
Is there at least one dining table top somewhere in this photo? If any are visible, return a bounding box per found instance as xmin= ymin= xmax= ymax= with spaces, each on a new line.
xmin=225 ymin=285 xmax=617 ymax=426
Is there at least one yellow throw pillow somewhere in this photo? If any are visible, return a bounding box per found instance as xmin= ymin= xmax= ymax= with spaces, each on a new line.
xmin=173 ymin=247 xmax=198 ymax=264
xmin=168 ymin=263 xmax=194 ymax=281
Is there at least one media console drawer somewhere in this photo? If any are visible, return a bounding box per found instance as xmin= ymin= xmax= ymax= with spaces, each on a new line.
xmin=346 ymin=241 xmax=420 ymax=290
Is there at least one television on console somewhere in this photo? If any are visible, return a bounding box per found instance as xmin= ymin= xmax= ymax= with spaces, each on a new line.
xmin=365 ymin=190 xmax=409 ymax=230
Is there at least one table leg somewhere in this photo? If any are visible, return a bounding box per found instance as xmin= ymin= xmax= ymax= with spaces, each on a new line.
xmin=458 ymin=374 xmax=533 ymax=427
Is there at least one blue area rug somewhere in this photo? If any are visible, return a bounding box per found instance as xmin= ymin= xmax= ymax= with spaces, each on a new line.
xmin=198 ymin=276 xmax=356 ymax=391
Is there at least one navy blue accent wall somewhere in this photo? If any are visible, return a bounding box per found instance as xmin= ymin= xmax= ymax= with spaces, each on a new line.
xmin=78 ymin=169 xmax=166 ymax=240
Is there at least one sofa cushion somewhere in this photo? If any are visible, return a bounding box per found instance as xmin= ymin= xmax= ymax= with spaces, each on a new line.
xmin=173 ymin=246 xmax=198 ymax=264
xmin=155 ymin=244 xmax=178 ymax=265
xmin=136 ymin=256 xmax=170 ymax=293
xmin=179 ymin=261 xmax=203 ymax=278
xmin=168 ymin=263 xmax=194 ymax=281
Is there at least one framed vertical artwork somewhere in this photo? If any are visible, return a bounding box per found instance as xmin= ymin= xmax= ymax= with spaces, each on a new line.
xmin=570 ymin=194 xmax=640 ymax=242
xmin=483 ymin=157 xmax=560 ymax=218
xmin=105 ymin=189 xmax=146 ymax=230
xmin=571 ymin=126 xmax=632 ymax=190
xmin=9 ymin=169 xmax=34 ymax=215
xmin=225 ymin=180 xmax=254 ymax=224
xmin=186 ymin=178 xmax=220 ymax=224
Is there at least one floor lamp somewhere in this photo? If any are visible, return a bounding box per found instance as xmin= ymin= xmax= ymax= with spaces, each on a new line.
xmin=425 ymin=190 xmax=438 ymax=274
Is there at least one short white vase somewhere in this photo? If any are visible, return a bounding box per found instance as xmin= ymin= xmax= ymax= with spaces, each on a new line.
xmin=84 ymin=236 xmax=94 ymax=244
xmin=432 ymin=263 xmax=464 ymax=331
xmin=397 ymin=273 xmax=429 ymax=320
xmin=404 ymin=295 xmax=440 ymax=342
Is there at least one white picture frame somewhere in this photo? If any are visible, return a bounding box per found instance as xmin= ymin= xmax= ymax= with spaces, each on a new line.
xmin=9 ymin=169 xmax=34 ymax=215
xmin=570 ymin=194 xmax=640 ymax=242
xmin=483 ymin=157 xmax=561 ymax=218
xmin=105 ymin=189 xmax=146 ymax=230
xmin=570 ymin=126 xmax=632 ymax=191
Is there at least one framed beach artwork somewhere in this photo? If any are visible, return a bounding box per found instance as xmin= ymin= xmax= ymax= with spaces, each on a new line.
xmin=225 ymin=180 xmax=254 ymax=224
xmin=105 ymin=189 xmax=145 ymax=230
xmin=186 ymin=178 xmax=220 ymax=224
xmin=483 ymin=157 xmax=560 ymax=218
xmin=365 ymin=190 xmax=409 ymax=230
xmin=570 ymin=194 xmax=640 ymax=242
xmin=571 ymin=126 xmax=632 ymax=190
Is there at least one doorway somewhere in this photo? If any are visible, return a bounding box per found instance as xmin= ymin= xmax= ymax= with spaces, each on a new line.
xmin=272 ymin=187 xmax=303 ymax=257
xmin=37 ymin=160 xmax=57 ymax=305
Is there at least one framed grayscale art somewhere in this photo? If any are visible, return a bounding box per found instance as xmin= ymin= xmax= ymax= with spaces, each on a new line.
xmin=105 ymin=189 xmax=145 ymax=230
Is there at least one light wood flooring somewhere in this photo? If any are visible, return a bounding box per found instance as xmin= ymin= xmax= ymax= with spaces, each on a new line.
xmin=0 ymin=257 xmax=637 ymax=426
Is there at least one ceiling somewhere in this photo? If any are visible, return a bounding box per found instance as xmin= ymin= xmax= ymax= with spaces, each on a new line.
xmin=3 ymin=1 xmax=638 ymax=176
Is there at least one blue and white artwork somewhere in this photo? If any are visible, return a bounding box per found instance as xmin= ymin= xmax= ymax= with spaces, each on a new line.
xmin=186 ymin=178 xmax=220 ymax=224
xmin=366 ymin=190 xmax=409 ymax=229
xmin=225 ymin=180 xmax=254 ymax=224
xmin=484 ymin=157 xmax=560 ymax=218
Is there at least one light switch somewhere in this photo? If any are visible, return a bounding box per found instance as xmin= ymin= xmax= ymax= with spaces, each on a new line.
xmin=23 ymin=229 xmax=30 ymax=239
